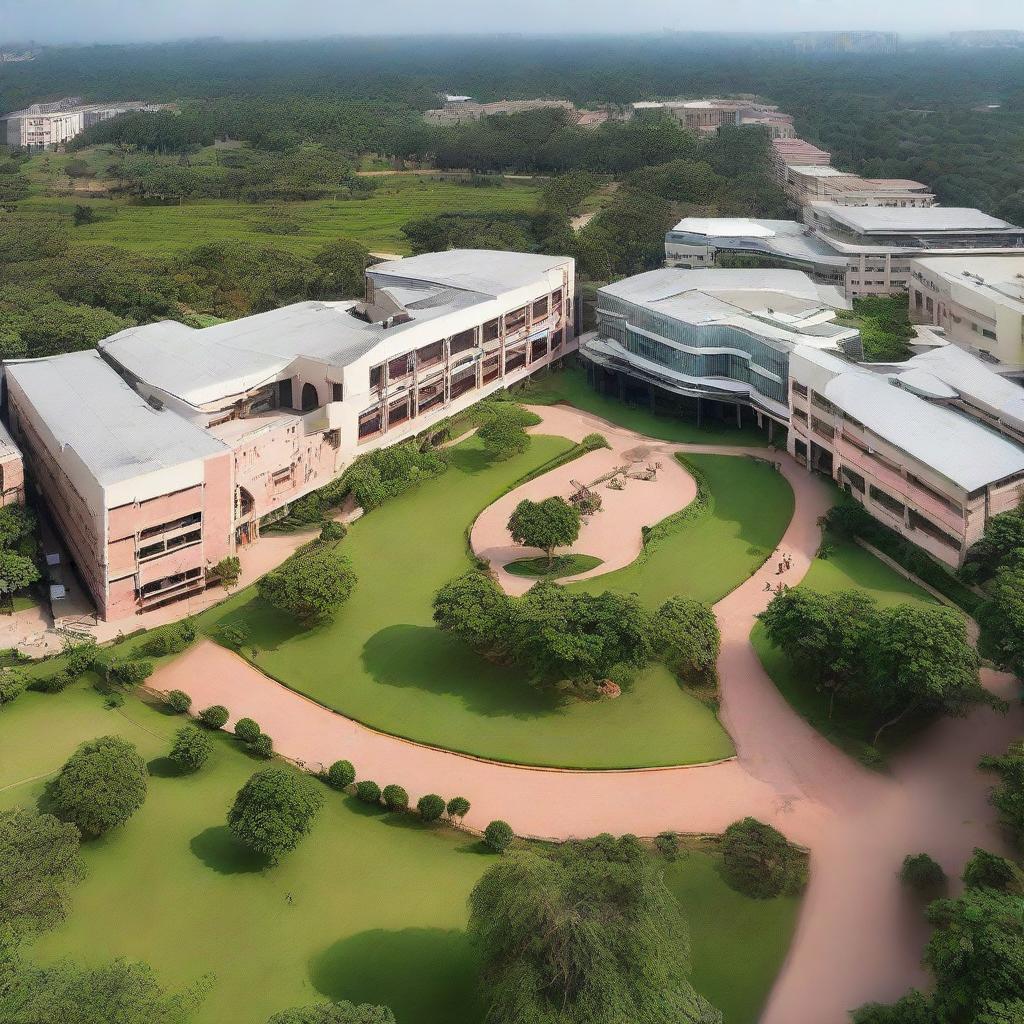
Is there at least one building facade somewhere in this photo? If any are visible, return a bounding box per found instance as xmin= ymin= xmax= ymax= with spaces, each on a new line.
xmin=2 ymin=97 xmax=165 ymax=149
xmin=4 ymin=250 xmax=575 ymax=620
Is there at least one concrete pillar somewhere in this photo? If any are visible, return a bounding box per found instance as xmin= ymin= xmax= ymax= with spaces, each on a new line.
xmin=649 ymin=384 xmax=657 ymax=412
xmin=767 ymin=419 xmax=774 ymax=443
xmin=736 ymin=404 xmax=742 ymax=428
xmin=696 ymin=398 xmax=703 ymax=427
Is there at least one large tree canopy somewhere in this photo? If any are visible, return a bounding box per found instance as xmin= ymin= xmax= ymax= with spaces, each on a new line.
xmin=507 ymin=497 xmax=581 ymax=567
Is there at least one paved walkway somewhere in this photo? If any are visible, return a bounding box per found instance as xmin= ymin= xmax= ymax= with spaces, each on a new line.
xmin=150 ymin=404 xmax=1024 ymax=1023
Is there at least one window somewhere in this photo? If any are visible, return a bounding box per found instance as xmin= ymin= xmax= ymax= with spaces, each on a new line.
xmin=332 ymin=382 xmax=343 ymax=402
xmin=532 ymin=296 xmax=549 ymax=320
xmin=369 ymin=365 xmax=384 ymax=389
xmin=841 ymin=467 xmax=865 ymax=493
xmin=504 ymin=307 xmax=527 ymax=333
xmin=869 ymin=485 xmax=905 ymax=518
xmin=792 ymin=381 xmax=808 ymax=398
xmin=139 ymin=512 xmax=201 ymax=540
xmin=982 ymin=328 xmax=997 ymax=340
xmin=482 ymin=319 xmax=500 ymax=343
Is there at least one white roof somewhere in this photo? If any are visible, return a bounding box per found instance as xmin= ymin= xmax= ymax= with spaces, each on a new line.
xmin=912 ymin=255 xmax=1024 ymax=312
xmin=813 ymin=204 xmax=1018 ymax=234
xmin=671 ymin=217 xmax=777 ymax=238
xmin=369 ymin=249 xmax=569 ymax=297
xmin=788 ymin=165 xmax=852 ymax=178
xmin=5 ymin=351 xmax=227 ymax=487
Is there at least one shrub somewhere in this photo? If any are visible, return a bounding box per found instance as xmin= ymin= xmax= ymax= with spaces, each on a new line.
xmin=417 ymin=793 xmax=446 ymax=822
xmin=49 ymin=735 xmax=148 ymax=837
xmin=326 ymin=759 xmax=355 ymax=790
xmin=267 ymin=1000 xmax=396 ymax=1024
xmin=165 ymin=689 xmax=192 ymax=714
xmin=227 ymin=766 xmax=324 ymax=864
xmin=210 ymin=555 xmax=241 ymax=589
xmin=319 ymin=520 xmax=347 ymax=543
xmin=249 ymin=733 xmax=274 ymax=759
xmin=141 ymin=620 xmax=197 ymax=658
xmin=106 ymin=659 xmax=154 ymax=686
xmin=65 ymin=643 xmax=97 ymax=677
xmin=483 ymin=819 xmax=514 ymax=852
xmin=477 ymin=414 xmax=529 ymax=461
xmin=720 ymin=817 xmax=807 ymax=898
xmin=900 ymin=853 xmax=946 ymax=893
xmin=199 ymin=704 xmax=230 ymax=729
xmin=962 ymin=847 xmax=1024 ymax=893
xmin=655 ymin=831 xmax=681 ymax=861
xmin=356 ymin=780 xmax=381 ymax=805
xmin=168 ymin=725 xmax=212 ymax=773
xmin=29 ymin=670 xmax=74 ymax=694
xmin=382 ymin=784 xmax=409 ymax=811
xmin=0 ymin=670 xmax=28 ymax=704
xmin=446 ymin=796 xmax=470 ymax=821
xmin=234 ymin=717 xmax=261 ymax=743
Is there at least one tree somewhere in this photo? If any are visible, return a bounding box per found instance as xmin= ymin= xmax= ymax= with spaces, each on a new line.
xmin=0 ymin=670 xmax=27 ymax=705
xmin=211 ymin=555 xmax=242 ymax=591
xmin=978 ymin=565 xmax=1024 ymax=675
xmin=382 ymin=785 xmax=409 ymax=811
xmin=169 ymin=725 xmax=212 ymax=773
xmin=199 ymin=705 xmax=230 ymax=730
xmin=507 ymin=497 xmax=580 ymax=568
xmin=326 ymin=759 xmax=355 ymax=790
xmin=656 ymin=831 xmax=681 ymax=861
xmin=312 ymin=238 xmax=371 ymax=299
xmin=417 ymin=793 xmax=445 ymax=822
xmin=966 ymin=509 xmax=1024 ymax=581
xmin=0 ymin=806 xmax=84 ymax=936
xmin=720 ymin=817 xmax=807 ymax=899
xmin=446 ymin=796 xmax=470 ymax=821
xmin=468 ymin=833 xmax=722 ymax=1024
xmin=258 ymin=545 xmax=356 ymax=625
xmin=655 ymin=597 xmax=720 ymax=688
xmin=227 ymin=766 xmax=324 ymax=864
xmin=431 ymin=571 xmax=511 ymax=658
xmin=0 ymin=549 xmax=39 ymax=599
xmin=49 ymin=735 xmax=148 ymax=838
xmin=266 ymin=1000 xmax=396 ymax=1024
xmin=483 ymin=820 xmax=514 ymax=852
xmin=852 ymin=991 xmax=935 ymax=1024
xmin=962 ymin=848 xmax=1024 ymax=894
xmin=477 ymin=415 xmax=529 ymax=462
xmin=234 ymin=717 xmax=261 ymax=743
xmin=981 ymin=740 xmax=1024 ymax=847
xmin=900 ymin=853 xmax=946 ymax=894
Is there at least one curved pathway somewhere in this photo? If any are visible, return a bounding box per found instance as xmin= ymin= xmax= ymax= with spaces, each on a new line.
xmin=151 ymin=403 xmax=1024 ymax=1023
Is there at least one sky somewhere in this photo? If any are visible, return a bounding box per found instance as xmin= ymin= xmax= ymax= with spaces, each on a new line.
xmin=2 ymin=0 xmax=1024 ymax=44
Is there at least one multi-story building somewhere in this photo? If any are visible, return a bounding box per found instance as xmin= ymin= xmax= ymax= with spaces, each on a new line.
xmin=2 ymin=97 xmax=165 ymax=149
xmin=738 ymin=111 xmax=796 ymax=139
xmin=908 ymin=255 xmax=1024 ymax=370
xmin=423 ymin=98 xmax=577 ymax=125
xmin=633 ymin=98 xmax=781 ymax=135
xmin=789 ymin=345 xmax=1024 ymax=567
xmin=580 ymin=268 xmax=860 ymax=438
xmin=4 ymin=250 xmax=575 ymax=620
xmin=668 ymin=207 xmax=1024 ymax=300
xmin=0 ymin=423 xmax=24 ymax=507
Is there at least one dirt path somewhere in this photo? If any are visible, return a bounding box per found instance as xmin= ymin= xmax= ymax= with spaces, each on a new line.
xmin=150 ymin=403 xmax=1024 ymax=1023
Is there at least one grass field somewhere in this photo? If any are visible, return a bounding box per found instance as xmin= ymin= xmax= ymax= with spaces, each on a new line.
xmin=522 ymin=365 xmax=770 ymax=447
xmin=750 ymin=538 xmax=940 ymax=763
xmin=1 ymin=683 xmax=798 ymax=1024
xmin=503 ymin=553 xmax=603 ymax=578
xmin=17 ymin=174 xmax=542 ymax=257
xmin=203 ymin=433 xmax=735 ymax=769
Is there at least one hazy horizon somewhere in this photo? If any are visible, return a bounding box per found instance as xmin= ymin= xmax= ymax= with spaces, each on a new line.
xmin=3 ymin=0 xmax=1024 ymax=46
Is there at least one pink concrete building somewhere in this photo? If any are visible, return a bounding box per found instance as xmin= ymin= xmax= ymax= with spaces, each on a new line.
xmin=0 ymin=422 xmax=24 ymax=507
xmin=5 ymin=250 xmax=575 ymax=621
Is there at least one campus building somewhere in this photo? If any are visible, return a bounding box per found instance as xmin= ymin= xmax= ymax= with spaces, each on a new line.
xmin=580 ymin=268 xmax=860 ymax=437
xmin=1 ymin=96 xmax=165 ymax=149
xmin=908 ymin=255 xmax=1024 ymax=370
xmin=789 ymin=346 xmax=1024 ymax=567
xmin=632 ymin=98 xmax=786 ymax=136
xmin=4 ymin=250 xmax=575 ymax=620
xmin=667 ymin=207 xmax=1024 ymax=300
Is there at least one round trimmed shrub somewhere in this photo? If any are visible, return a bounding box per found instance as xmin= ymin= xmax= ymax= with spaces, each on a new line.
xmin=249 ymin=733 xmax=274 ymax=759
xmin=355 ymin=780 xmax=381 ymax=805
xmin=0 ymin=671 xmax=28 ymax=704
xmin=900 ymin=852 xmax=946 ymax=893
xmin=417 ymin=793 xmax=445 ymax=822
xmin=446 ymin=796 xmax=470 ymax=820
xmin=169 ymin=724 xmax=212 ymax=773
xmin=326 ymin=759 xmax=355 ymax=790
xmin=199 ymin=705 xmax=230 ymax=729
xmin=382 ymin=784 xmax=409 ymax=812
xmin=227 ymin=766 xmax=323 ymax=864
xmin=234 ymin=717 xmax=261 ymax=744
xmin=166 ymin=689 xmax=192 ymax=714
xmin=483 ymin=819 xmax=514 ymax=852
xmin=721 ymin=817 xmax=807 ymax=899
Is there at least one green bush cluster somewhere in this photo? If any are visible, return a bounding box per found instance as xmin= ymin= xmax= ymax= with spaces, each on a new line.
xmin=720 ymin=817 xmax=807 ymax=899
xmin=105 ymin=659 xmax=154 ymax=687
xmin=140 ymin=618 xmax=198 ymax=658
xmin=900 ymin=853 xmax=946 ymax=893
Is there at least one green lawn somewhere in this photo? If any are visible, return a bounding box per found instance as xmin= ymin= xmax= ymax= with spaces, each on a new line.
xmin=0 ymin=683 xmax=797 ymax=1024
xmin=503 ymin=553 xmax=603 ymax=578
xmin=18 ymin=175 xmax=542 ymax=257
xmin=571 ymin=454 xmax=794 ymax=607
xmin=202 ymin=434 xmax=732 ymax=768
xmin=750 ymin=538 xmax=939 ymax=763
xmin=522 ymin=366 xmax=770 ymax=447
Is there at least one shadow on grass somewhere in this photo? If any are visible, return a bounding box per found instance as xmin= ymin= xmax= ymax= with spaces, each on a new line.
xmin=361 ymin=623 xmax=559 ymax=722
xmin=309 ymin=927 xmax=482 ymax=1024
xmin=147 ymin=756 xmax=182 ymax=778
xmin=190 ymin=825 xmax=268 ymax=874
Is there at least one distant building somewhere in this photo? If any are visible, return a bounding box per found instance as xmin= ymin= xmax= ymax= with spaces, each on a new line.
xmin=4 ymin=250 xmax=575 ymax=621
xmin=667 ymin=207 xmax=1024 ymax=300
xmin=632 ymin=97 xmax=782 ymax=135
xmin=0 ymin=423 xmax=24 ymax=508
xmin=949 ymin=30 xmax=1024 ymax=48
xmin=1 ymin=96 xmax=167 ymax=150
xmin=908 ymin=255 xmax=1024 ymax=370
xmin=423 ymin=98 xmax=577 ymax=126
xmin=792 ymin=31 xmax=898 ymax=55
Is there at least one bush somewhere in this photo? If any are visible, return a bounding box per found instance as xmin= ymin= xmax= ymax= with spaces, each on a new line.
xmin=227 ymin=766 xmax=324 ymax=864
xmin=199 ymin=704 xmax=230 ymax=729
xmin=249 ymin=733 xmax=274 ymax=759
xmin=382 ymin=784 xmax=409 ymax=811
xmin=417 ymin=793 xmax=446 ymax=822
xmin=900 ymin=853 xmax=946 ymax=893
xmin=477 ymin=414 xmax=529 ymax=461
xmin=210 ymin=555 xmax=241 ymax=589
xmin=49 ymin=735 xmax=148 ymax=837
xmin=655 ymin=831 xmax=681 ymax=861
xmin=356 ymin=780 xmax=381 ymax=805
xmin=483 ymin=819 xmax=514 ymax=852
xmin=0 ymin=670 xmax=28 ymax=704
xmin=720 ymin=817 xmax=807 ymax=898
xmin=168 ymin=725 xmax=212 ymax=773
xmin=65 ymin=643 xmax=97 ymax=677
xmin=141 ymin=620 xmax=197 ymax=658
xmin=106 ymin=659 xmax=154 ymax=686
xmin=319 ymin=520 xmax=347 ymax=543
xmin=165 ymin=689 xmax=192 ymax=714
xmin=234 ymin=717 xmax=261 ymax=743
xmin=28 ymin=670 xmax=74 ymax=694
xmin=326 ymin=759 xmax=355 ymax=790
xmin=446 ymin=796 xmax=470 ymax=821
xmin=962 ymin=847 xmax=1024 ymax=893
